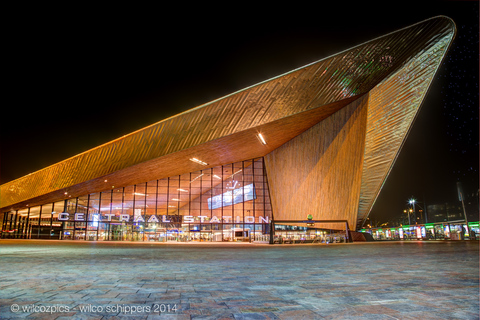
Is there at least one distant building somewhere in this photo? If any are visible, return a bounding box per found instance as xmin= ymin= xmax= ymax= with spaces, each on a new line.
xmin=427 ymin=203 xmax=465 ymax=223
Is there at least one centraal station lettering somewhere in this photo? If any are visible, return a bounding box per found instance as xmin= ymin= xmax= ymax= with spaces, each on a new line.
xmin=57 ymin=212 xmax=270 ymax=224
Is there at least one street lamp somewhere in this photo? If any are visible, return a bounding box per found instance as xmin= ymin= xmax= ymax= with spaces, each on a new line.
xmin=404 ymin=209 xmax=410 ymax=225
xmin=409 ymin=198 xmax=416 ymax=224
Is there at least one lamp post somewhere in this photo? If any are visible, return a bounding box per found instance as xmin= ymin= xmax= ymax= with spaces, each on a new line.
xmin=409 ymin=198 xmax=416 ymax=224
xmin=404 ymin=209 xmax=411 ymax=225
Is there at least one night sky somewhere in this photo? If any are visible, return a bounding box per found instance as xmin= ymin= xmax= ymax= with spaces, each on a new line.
xmin=2 ymin=1 xmax=478 ymax=223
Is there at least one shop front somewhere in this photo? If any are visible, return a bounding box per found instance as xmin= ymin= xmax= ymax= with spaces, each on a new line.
xmin=364 ymin=221 xmax=479 ymax=241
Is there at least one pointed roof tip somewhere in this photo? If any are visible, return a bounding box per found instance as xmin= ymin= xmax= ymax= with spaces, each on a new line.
xmin=431 ymin=15 xmax=455 ymax=25
xmin=423 ymin=16 xmax=457 ymax=42
xmin=429 ymin=15 xmax=457 ymax=35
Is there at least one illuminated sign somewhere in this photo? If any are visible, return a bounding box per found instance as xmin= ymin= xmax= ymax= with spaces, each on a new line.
xmin=92 ymin=213 xmax=100 ymax=227
xmin=463 ymin=224 xmax=469 ymax=237
xmin=57 ymin=213 xmax=269 ymax=224
xmin=416 ymin=227 xmax=422 ymax=238
xmin=208 ymin=183 xmax=256 ymax=210
xmin=444 ymin=225 xmax=450 ymax=238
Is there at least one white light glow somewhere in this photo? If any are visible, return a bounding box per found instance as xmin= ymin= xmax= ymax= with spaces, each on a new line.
xmin=190 ymin=158 xmax=208 ymax=166
xmin=257 ymin=133 xmax=267 ymax=145
xmin=228 ymin=169 xmax=243 ymax=179
xmin=190 ymin=173 xmax=204 ymax=183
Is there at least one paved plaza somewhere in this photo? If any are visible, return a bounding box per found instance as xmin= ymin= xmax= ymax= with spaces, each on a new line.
xmin=0 ymin=240 xmax=478 ymax=319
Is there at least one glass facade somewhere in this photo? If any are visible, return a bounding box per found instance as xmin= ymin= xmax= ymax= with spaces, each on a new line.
xmin=1 ymin=158 xmax=273 ymax=242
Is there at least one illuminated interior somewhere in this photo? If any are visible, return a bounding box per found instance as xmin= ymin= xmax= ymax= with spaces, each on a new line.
xmin=9 ymin=158 xmax=273 ymax=242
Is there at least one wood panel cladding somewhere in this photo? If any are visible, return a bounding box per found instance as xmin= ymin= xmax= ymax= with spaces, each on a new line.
xmin=264 ymin=95 xmax=369 ymax=229
xmin=356 ymin=26 xmax=455 ymax=228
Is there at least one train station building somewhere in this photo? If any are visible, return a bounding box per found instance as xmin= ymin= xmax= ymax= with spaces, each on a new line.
xmin=0 ymin=17 xmax=455 ymax=243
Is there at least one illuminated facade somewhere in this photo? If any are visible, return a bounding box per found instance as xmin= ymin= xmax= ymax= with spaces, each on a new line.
xmin=4 ymin=159 xmax=272 ymax=242
xmin=1 ymin=17 xmax=455 ymax=242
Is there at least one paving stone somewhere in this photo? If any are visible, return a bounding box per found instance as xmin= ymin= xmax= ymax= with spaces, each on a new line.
xmin=0 ymin=240 xmax=478 ymax=319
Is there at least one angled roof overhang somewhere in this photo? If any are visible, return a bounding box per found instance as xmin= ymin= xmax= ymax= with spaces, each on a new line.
xmin=0 ymin=16 xmax=455 ymax=216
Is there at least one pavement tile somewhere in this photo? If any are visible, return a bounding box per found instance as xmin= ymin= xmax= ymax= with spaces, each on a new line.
xmin=233 ymin=311 xmax=280 ymax=320
xmin=273 ymin=309 xmax=322 ymax=319
xmin=0 ymin=240 xmax=478 ymax=319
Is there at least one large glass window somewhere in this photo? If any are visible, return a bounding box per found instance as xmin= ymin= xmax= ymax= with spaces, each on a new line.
xmin=2 ymin=157 xmax=273 ymax=242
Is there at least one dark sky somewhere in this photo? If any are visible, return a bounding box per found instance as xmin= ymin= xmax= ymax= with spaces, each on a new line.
xmin=1 ymin=1 xmax=478 ymax=223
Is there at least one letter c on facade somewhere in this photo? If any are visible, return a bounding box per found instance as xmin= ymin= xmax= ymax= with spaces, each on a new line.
xmin=58 ymin=212 xmax=70 ymax=221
